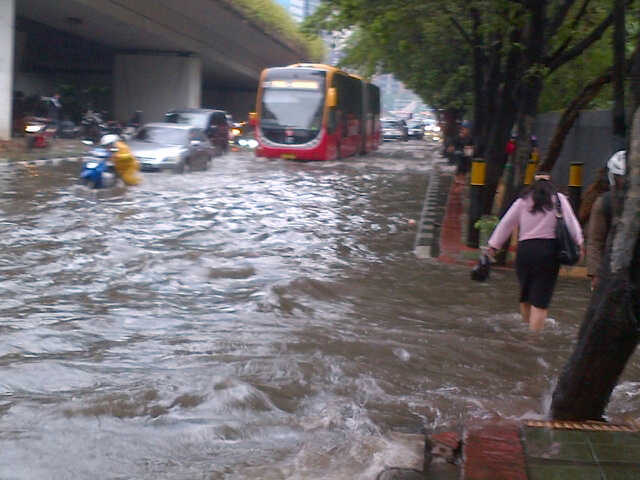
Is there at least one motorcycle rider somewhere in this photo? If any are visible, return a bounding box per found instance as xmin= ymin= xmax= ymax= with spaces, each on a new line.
xmin=99 ymin=134 xmax=142 ymax=186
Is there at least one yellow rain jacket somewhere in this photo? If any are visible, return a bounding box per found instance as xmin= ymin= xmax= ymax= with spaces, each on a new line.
xmin=112 ymin=141 xmax=141 ymax=186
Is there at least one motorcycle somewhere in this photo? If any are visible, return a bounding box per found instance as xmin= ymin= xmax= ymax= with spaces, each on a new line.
xmin=80 ymin=111 xmax=122 ymax=144
xmin=24 ymin=116 xmax=57 ymax=149
xmin=80 ymin=142 xmax=118 ymax=189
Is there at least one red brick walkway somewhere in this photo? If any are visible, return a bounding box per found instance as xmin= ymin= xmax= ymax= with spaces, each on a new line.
xmin=462 ymin=422 xmax=528 ymax=480
xmin=438 ymin=180 xmax=476 ymax=265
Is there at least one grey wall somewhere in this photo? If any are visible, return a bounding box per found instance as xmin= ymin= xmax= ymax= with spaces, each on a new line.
xmin=535 ymin=110 xmax=625 ymax=189
xmin=202 ymin=88 xmax=256 ymax=123
xmin=114 ymin=54 xmax=201 ymax=123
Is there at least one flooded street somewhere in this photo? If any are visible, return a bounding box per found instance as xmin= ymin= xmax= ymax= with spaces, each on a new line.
xmin=0 ymin=142 xmax=638 ymax=479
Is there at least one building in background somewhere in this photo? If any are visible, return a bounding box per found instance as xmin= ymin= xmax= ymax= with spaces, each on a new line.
xmin=373 ymin=74 xmax=428 ymax=117
xmin=274 ymin=0 xmax=320 ymax=23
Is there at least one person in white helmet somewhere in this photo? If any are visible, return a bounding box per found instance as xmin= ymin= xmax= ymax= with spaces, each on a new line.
xmin=586 ymin=150 xmax=626 ymax=290
xmin=99 ymin=133 xmax=141 ymax=186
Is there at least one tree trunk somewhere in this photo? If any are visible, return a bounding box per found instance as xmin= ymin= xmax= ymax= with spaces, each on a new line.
xmin=551 ymin=106 xmax=640 ymax=421
xmin=482 ymin=29 xmax=522 ymax=215
xmin=612 ymin=0 xmax=626 ymax=142
xmin=471 ymin=7 xmax=486 ymax=156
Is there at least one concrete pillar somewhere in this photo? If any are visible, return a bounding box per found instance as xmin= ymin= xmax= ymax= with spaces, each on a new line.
xmin=114 ymin=54 xmax=201 ymax=124
xmin=0 ymin=0 xmax=15 ymax=140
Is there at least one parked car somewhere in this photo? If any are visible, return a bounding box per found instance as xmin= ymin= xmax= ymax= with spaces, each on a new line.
xmin=164 ymin=108 xmax=230 ymax=153
xmin=407 ymin=120 xmax=424 ymax=139
xmin=128 ymin=123 xmax=216 ymax=173
xmin=381 ymin=118 xmax=408 ymax=141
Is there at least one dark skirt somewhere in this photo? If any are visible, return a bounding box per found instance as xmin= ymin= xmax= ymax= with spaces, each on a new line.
xmin=516 ymin=239 xmax=560 ymax=309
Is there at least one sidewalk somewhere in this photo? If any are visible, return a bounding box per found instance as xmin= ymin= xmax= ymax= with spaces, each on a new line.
xmin=379 ymin=419 xmax=640 ymax=479
xmin=433 ymin=171 xmax=588 ymax=278
xmin=0 ymin=137 xmax=87 ymax=164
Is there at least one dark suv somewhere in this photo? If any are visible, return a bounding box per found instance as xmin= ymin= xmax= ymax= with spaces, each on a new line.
xmin=165 ymin=108 xmax=230 ymax=153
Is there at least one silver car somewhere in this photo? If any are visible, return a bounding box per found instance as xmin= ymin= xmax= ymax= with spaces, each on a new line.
xmin=128 ymin=123 xmax=216 ymax=173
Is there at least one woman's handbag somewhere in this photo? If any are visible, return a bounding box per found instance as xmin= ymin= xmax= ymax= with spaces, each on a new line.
xmin=555 ymin=195 xmax=580 ymax=266
xmin=471 ymin=253 xmax=491 ymax=281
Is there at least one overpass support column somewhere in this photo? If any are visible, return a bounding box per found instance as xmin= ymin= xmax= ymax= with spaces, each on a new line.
xmin=114 ymin=54 xmax=201 ymax=124
xmin=0 ymin=0 xmax=15 ymax=140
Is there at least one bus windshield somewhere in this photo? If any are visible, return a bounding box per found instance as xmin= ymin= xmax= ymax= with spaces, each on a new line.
xmin=261 ymin=88 xmax=325 ymax=131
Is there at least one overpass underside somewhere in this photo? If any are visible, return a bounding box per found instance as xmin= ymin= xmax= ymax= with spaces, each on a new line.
xmin=1 ymin=0 xmax=309 ymax=138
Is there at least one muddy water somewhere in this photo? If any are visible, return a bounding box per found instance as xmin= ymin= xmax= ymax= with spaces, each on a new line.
xmin=0 ymin=144 xmax=637 ymax=479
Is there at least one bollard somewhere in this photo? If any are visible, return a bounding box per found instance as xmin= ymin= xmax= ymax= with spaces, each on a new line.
xmin=523 ymin=159 xmax=537 ymax=185
xmin=568 ymin=162 xmax=583 ymax=213
xmin=466 ymin=157 xmax=486 ymax=248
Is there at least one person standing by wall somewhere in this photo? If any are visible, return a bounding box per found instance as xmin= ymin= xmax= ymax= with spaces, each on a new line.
xmin=486 ymin=172 xmax=584 ymax=332
xmin=46 ymin=93 xmax=62 ymax=135
xmin=451 ymin=120 xmax=474 ymax=184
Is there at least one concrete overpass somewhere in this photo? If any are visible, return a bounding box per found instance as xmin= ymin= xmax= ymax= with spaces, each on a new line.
xmin=0 ymin=0 xmax=312 ymax=139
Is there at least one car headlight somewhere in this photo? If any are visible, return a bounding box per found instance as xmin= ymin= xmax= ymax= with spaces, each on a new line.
xmin=247 ymin=139 xmax=258 ymax=149
xmin=25 ymin=125 xmax=45 ymax=133
xmin=231 ymin=128 xmax=241 ymax=136
xmin=238 ymin=139 xmax=248 ymax=147
xmin=433 ymin=126 xmax=441 ymax=132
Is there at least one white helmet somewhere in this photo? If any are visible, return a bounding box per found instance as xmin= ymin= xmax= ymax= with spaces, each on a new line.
xmin=99 ymin=134 xmax=120 ymax=146
xmin=607 ymin=150 xmax=626 ymax=186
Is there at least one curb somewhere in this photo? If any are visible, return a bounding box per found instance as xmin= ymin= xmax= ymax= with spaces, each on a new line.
xmin=414 ymin=163 xmax=454 ymax=259
xmin=0 ymin=155 xmax=85 ymax=168
xmin=426 ymin=170 xmax=589 ymax=279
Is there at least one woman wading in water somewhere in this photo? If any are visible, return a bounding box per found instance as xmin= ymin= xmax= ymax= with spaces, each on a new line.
xmin=487 ymin=173 xmax=584 ymax=332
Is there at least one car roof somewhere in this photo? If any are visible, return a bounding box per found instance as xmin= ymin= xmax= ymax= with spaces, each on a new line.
xmin=143 ymin=122 xmax=196 ymax=130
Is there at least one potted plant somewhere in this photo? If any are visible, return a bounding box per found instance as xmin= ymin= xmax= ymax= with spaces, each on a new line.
xmin=474 ymin=215 xmax=499 ymax=247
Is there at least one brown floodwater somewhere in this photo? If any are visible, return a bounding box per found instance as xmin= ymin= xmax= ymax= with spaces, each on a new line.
xmin=0 ymin=143 xmax=637 ymax=479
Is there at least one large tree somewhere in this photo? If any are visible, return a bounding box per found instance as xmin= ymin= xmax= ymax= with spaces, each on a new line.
xmin=308 ymin=0 xmax=635 ymax=214
xmin=551 ymin=35 xmax=640 ymax=420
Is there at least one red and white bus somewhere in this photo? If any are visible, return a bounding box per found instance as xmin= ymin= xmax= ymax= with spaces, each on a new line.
xmin=252 ymin=63 xmax=381 ymax=161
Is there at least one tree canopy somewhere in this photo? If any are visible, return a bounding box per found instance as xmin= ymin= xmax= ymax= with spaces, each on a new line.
xmin=307 ymin=0 xmax=639 ymax=214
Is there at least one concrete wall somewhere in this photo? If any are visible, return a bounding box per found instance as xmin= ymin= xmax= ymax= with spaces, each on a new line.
xmin=114 ymin=54 xmax=201 ymax=123
xmin=0 ymin=0 xmax=15 ymax=139
xmin=535 ymin=110 xmax=623 ymax=189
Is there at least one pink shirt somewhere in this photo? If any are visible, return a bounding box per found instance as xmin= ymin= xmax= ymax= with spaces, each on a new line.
xmin=488 ymin=193 xmax=583 ymax=249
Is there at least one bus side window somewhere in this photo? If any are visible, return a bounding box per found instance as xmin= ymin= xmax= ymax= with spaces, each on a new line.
xmin=328 ymin=108 xmax=337 ymax=133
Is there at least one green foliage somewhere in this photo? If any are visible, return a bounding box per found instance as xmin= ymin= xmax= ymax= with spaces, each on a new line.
xmin=309 ymin=0 xmax=634 ymax=117
xmin=474 ymin=215 xmax=499 ymax=234
xmin=228 ymin=0 xmax=325 ymax=61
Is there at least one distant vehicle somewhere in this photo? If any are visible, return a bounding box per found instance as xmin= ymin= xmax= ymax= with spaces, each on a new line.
xmin=407 ymin=120 xmax=424 ymax=139
xmin=252 ymin=63 xmax=381 ymax=161
xmin=165 ymin=108 xmax=230 ymax=154
xmin=381 ymin=118 xmax=408 ymax=141
xmin=231 ymin=122 xmax=258 ymax=149
xmin=423 ymin=118 xmax=442 ymax=142
xmin=128 ymin=123 xmax=215 ymax=173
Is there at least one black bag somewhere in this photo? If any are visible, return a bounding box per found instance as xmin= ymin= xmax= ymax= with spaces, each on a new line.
xmin=471 ymin=254 xmax=491 ymax=281
xmin=555 ymin=195 xmax=580 ymax=266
